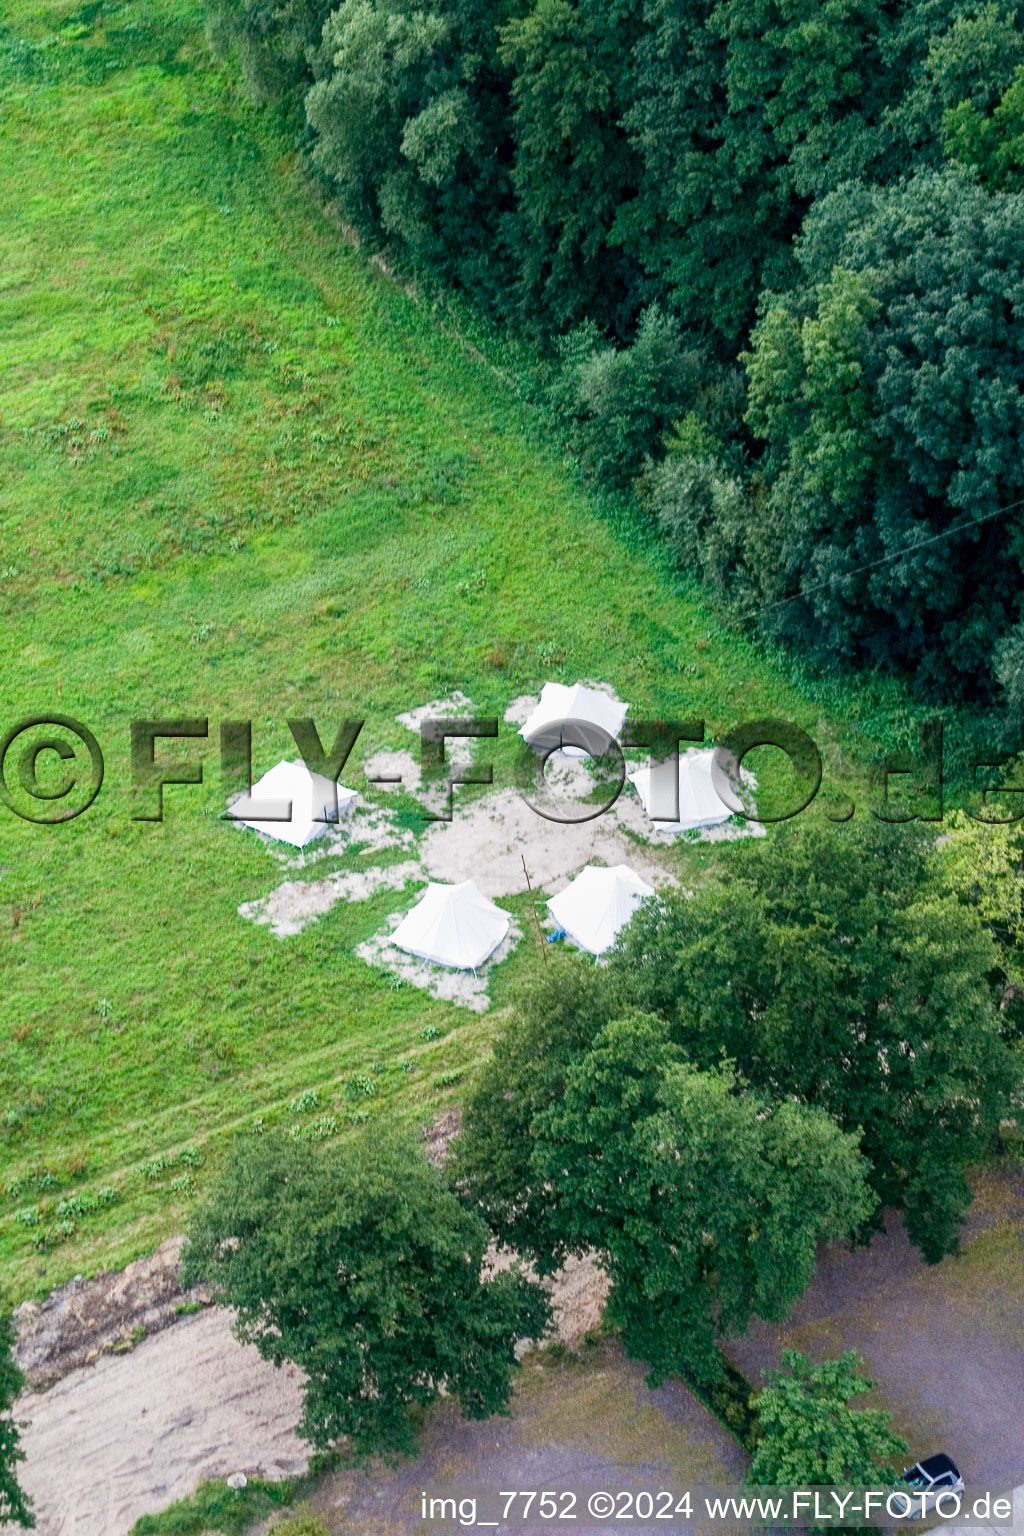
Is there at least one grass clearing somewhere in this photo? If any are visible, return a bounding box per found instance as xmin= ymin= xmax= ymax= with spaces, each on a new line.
xmin=0 ymin=0 xmax=953 ymax=1299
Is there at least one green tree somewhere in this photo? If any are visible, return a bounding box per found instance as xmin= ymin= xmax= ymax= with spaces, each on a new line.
xmin=898 ymin=1 xmax=1024 ymax=167
xmin=614 ymin=0 xmax=967 ymax=345
xmin=0 ymin=1311 xmax=32 ymax=1529
xmin=613 ymin=0 xmax=772 ymax=343
xmin=182 ymin=1129 xmax=550 ymax=1456
xmin=205 ymin=0 xmax=337 ymax=105
xmin=499 ymin=0 xmax=644 ymax=334
xmin=741 ymin=169 xmax=1024 ymax=697
xmin=532 ymin=1016 xmax=875 ymax=1383
xmin=640 ymin=412 xmax=757 ymax=611
xmin=306 ymin=2 xmax=454 ymax=235
xmin=453 ymin=957 xmax=616 ymax=1269
xmin=744 ymin=267 xmax=881 ymax=505
xmin=710 ymin=0 xmax=894 ymax=200
xmin=945 ymin=64 xmax=1024 ymax=188
xmin=304 ymin=0 xmax=516 ymax=303
xmin=936 ymin=808 xmax=1024 ymax=975
xmin=458 ymin=1000 xmax=873 ymax=1384
xmin=551 ymin=305 xmax=702 ymax=489
xmin=935 ymin=805 xmax=1024 ymax=1040
xmin=998 ymin=625 xmax=1024 ymax=746
xmin=749 ymin=1350 xmax=908 ymax=1484
xmin=611 ymin=821 xmax=1018 ymax=1261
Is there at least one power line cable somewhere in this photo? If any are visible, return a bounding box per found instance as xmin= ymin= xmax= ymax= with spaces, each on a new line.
xmin=760 ymin=494 xmax=1024 ymax=614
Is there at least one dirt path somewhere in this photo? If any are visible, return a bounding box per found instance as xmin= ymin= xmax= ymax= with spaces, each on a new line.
xmin=301 ymin=1340 xmax=748 ymax=1536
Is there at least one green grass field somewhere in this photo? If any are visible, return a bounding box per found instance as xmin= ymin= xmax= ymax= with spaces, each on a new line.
xmin=0 ymin=0 xmax=936 ymax=1300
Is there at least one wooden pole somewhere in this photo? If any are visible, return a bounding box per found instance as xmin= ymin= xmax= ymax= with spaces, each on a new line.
xmin=522 ymin=854 xmax=547 ymax=961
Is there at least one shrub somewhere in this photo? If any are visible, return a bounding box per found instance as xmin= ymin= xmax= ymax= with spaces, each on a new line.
xmin=131 ymin=1476 xmax=293 ymax=1534
xmin=289 ymin=1090 xmax=319 ymax=1114
xmin=552 ymin=307 xmax=702 ymax=490
xmin=749 ymin=1351 xmax=908 ymax=1486
xmin=0 ymin=1309 xmax=32 ymax=1527
xmin=343 ymin=1074 xmax=376 ymax=1101
xmin=643 ymin=449 xmax=754 ymax=610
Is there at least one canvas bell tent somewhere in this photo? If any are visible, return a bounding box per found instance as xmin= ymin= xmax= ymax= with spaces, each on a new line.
xmin=392 ymin=881 xmax=510 ymax=970
xmin=520 ymin=681 xmax=628 ymax=759
xmin=230 ymin=759 xmax=358 ymax=848
xmin=629 ymin=748 xmax=734 ymax=833
xmin=547 ymin=864 xmax=655 ymax=957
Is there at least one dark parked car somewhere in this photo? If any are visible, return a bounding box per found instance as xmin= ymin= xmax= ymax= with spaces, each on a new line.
xmin=891 ymin=1454 xmax=965 ymax=1519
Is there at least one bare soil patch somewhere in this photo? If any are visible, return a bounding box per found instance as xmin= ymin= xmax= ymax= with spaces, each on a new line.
xmin=239 ymin=859 xmax=422 ymax=937
xmin=13 ymin=1237 xmax=207 ymax=1392
xmin=14 ymin=1237 xmax=610 ymax=1535
xmin=17 ymin=1306 xmax=307 ymax=1536
xmin=420 ymin=788 xmax=673 ymax=898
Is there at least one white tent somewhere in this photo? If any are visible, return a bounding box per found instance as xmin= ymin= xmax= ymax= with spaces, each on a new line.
xmin=520 ymin=681 xmax=628 ymax=760
xmin=629 ymin=748 xmax=734 ymax=833
xmin=392 ymin=881 xmax=510 ymax=970
xmin=231 ymin=759 xmax=358 ymax=848
xmin=547 ymin=864 xmax=655 ymax=957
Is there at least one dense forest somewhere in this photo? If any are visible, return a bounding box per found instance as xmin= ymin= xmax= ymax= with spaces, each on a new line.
xmin=208 ymin=0 xmax=1024 ymax=707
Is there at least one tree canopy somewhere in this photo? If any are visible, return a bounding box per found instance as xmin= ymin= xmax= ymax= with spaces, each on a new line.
xmin=182 ymin=1129 xmax=550 ymax=1455
xmin=740 ymin=170 xmax=1024 ymax=694
xmin=749 ymin=1350 xmax=909 ymax=1485
xmin=456 ymin=966 xmax=876 ymax=1383
xmin=610 ymin=820 xmax=1017 ymax=1261
xmin=532 ymin=1015 xmax=875 ymax=1382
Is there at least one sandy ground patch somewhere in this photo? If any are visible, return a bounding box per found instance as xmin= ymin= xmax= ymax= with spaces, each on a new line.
xmin=545 ymin=1251 xmax=610 ymax=1342
xmin=420 ymin=787 xmax=674 ymax=898
xmin=361 ymin=747 xmax=424 ymax=793
xmin=15 ymin=1245 xmax=612 ymax=1536
xmin=251 ymin=801 xmax=416 ymax=870
xmin=355 ymin=911 xmax=521 ymax=1012
xmin=17 ymin=1306 xmax=308 ymax=1536
xmin=361 ymin=747 xmax=468 ymax=817
xmin=503 ymin=693 xmax=538 ymax=727
xmin=396 ymin=691 xmax=475 ymax=734
xmin=394 ymin=695 xmax=481 ymax=815
xmin=239 ymin=860 xmax=423 ymax=938
xmin=14 ymin=1238 xmax=204 ymax=1392
xmin=486 ymin=1249 xmax=611 ymax=1351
